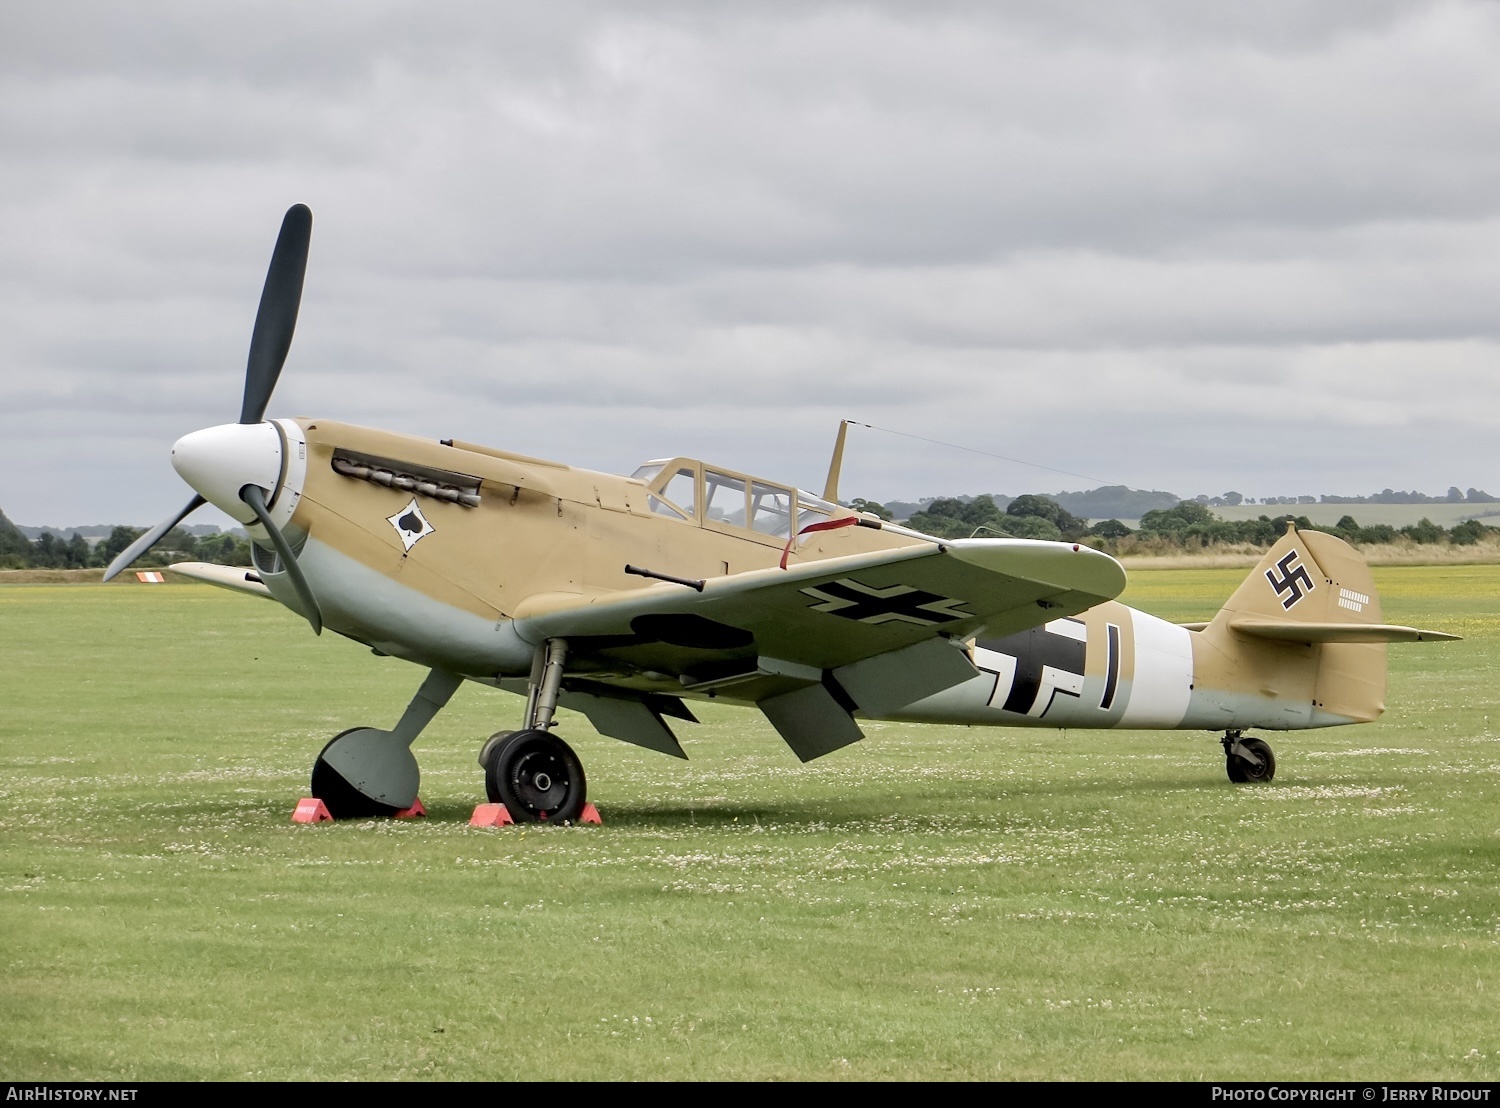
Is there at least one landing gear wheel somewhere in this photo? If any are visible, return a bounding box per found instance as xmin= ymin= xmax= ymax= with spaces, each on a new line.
xmin=478 ymin=730 xmax=516 ymax=787
xmin=311 ymin=728 xmax=403 ymax=819
xmin=1225 ymin=736 xmax=1276 ymax=784
xmin=482 ymin=729 xmax=587 ymax=823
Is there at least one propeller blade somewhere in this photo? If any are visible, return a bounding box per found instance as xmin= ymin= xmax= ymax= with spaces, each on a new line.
xmin=101 ymin=494 xmax=207 ymax=582
xmin=239 ymin=204 xmax=312 ymax=425
xmin=241 ymin=484 xmax=322 ymax=636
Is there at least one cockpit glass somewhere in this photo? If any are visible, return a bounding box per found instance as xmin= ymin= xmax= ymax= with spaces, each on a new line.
xmin=651 ymin=467 xmax=697 ymax=520
xmin=705 ymin=471 xmax=747 ymax=526
xmin=648 ymin=495 xmax=688 ymax=520
xmin=750 ymin=482 xmax=793 ymax=538
xmin=630 ymin=463 xmax=665 ymax=482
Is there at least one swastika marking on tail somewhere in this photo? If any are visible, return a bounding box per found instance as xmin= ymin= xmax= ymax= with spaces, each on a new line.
xmin=1265 ymin=550 xmax=1315 ymax=610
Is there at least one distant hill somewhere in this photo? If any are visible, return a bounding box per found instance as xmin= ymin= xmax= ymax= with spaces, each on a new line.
xmin=876 ymin=484 xmax=1499 ymax=525
xmin=1045 ymin=485 xmax=1182 ymax=520
xmin=14 ymin=522 xmax=231 ymax=545
xmin=882 ymin=485 xmax=1180 ymax=524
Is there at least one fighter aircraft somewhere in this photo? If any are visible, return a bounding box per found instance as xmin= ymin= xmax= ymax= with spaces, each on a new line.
xmin=105 ymin=205 xmax=1460 ymax=821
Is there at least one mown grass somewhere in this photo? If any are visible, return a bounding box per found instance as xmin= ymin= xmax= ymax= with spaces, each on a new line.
xmin=1 ymin=570 xmax=1497 ymax=1081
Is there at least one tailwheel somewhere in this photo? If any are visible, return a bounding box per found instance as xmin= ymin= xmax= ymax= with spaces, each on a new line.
xmin=1223 ymin=732 xmax=1276 ymax=784
xmin=482 ymin=729 xmax=587 ymax=823
xmin=311 ymin=728 xmax=407 ymax=819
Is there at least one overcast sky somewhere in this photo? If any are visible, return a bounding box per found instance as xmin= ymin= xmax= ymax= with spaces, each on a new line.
xmin=3 ymin=1 xmax=1498 ymax=527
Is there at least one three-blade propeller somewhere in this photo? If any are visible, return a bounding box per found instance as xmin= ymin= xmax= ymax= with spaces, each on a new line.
xmin=103 ymin=205 xmax=323 ymax=635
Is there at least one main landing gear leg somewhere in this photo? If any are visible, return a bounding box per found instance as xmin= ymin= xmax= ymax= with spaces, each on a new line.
xmin=311 ymin=668 xmax=464 ymax=818
xmin=479 ymin=638 xmax=587 ymax=823
xmin=1221 ymin=729 xmax=1276 ymax=784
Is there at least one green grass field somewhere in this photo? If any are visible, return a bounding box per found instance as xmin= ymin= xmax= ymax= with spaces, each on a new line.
xmin=2 ymin=569 xmax=1497 ymax=1081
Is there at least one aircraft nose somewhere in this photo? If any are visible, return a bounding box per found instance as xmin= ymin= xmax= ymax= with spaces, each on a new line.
xmin=171 ymin=422 xmax=284 ymax=524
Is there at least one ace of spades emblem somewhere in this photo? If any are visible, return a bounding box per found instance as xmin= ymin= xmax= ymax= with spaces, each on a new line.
xmin=387 ymin=498 xmax=435 ymax=552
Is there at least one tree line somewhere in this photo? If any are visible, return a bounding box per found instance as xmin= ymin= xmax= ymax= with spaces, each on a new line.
xmin=0 ymin=509 xmax=249 ymax=571
xmin=856 ymin=495 xmax=1499 ymax=553
xmin=1202 ymin=486 xmax=1496 ymax=507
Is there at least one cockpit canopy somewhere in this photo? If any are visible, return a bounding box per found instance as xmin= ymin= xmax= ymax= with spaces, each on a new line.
xmin=630 ymin=459 xmax=841 ymax=541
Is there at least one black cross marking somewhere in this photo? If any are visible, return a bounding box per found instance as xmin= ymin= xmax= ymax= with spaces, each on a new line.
xmin=1265 ymin=550 xmax=1315 ymax=610
xmin=801 ymin=578 xmax=971 ymax=626
xmin=977 ymin=619 xmax=1087 ymax=716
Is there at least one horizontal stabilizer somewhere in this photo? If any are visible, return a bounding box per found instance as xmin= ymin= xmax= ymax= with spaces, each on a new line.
xmin=1229 ymin=617 xmax=1460 ymax=644
xmin=168 ymin=561 xmax=273 ymax=599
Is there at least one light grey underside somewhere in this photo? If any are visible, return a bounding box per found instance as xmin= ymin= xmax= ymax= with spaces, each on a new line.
xmin=256 ymin=536 xmax=534 ymax=676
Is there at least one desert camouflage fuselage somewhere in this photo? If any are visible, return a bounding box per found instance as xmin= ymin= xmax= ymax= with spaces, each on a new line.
xmin=177 ymin=417 xmax=1434 ymax=756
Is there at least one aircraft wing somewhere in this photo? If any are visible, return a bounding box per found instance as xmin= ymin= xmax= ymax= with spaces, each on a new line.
xmin=514 ymin=538 xmax=1125 ymax=761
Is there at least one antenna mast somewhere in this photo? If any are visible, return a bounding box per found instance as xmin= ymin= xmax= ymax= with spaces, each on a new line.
xmin=821 ymin=420 xmax=850 ymax=503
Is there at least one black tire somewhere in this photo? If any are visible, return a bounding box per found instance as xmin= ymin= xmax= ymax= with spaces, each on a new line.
xmin=311 ymin=728 xmax=401 ymax=819
xmin=1226 ymin=737 xmax=1276 ymax=784
xmin=479 ymin=730 xmax=517 ymax=797
xmin=482 ymin=729 xmax=587 ymax=823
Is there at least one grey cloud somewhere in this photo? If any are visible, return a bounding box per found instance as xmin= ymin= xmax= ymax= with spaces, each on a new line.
xmin=2 ymin=1 xmax=1498 ymax=525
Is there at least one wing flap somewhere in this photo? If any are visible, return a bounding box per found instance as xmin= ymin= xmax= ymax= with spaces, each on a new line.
xmin=760 ymin=682 xmax=865 ymax=762
xmin=560 ymin=688 xmax=689 ymax=759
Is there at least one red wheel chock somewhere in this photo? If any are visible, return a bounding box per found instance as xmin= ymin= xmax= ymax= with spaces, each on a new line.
xmin=394 ymin=798 xmax=427 ymax=820
xmin=292 ymin=798 xmax=334 ymax=823
xmin=470 ymin=803 xmax=515 ymax=827
xmin=468 ymin=802 xmax=602 ymax=826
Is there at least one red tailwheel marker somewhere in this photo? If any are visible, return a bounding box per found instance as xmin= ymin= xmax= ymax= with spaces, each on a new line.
xmin=580 ymin=803 xmax=603 ymax=825
xmin=292 ymin=798 xmax=334 ymax=823
xmin=394 ymin=798 xmax=427 ymax=819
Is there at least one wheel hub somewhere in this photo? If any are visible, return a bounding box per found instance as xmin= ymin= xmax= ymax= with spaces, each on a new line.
xmin=511 ymin=748 xmax=572 ymax=814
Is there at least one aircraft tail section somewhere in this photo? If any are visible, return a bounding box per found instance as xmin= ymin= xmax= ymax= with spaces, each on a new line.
xmin=1193 ymin=526 xmax=1452 ymax=727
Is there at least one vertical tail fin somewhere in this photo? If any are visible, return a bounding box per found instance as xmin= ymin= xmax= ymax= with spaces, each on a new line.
xmin=1215 ymin=523 xmax=1383 ymax=628
xmin=1198 ymin=526 xmax=1389 ymax=725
